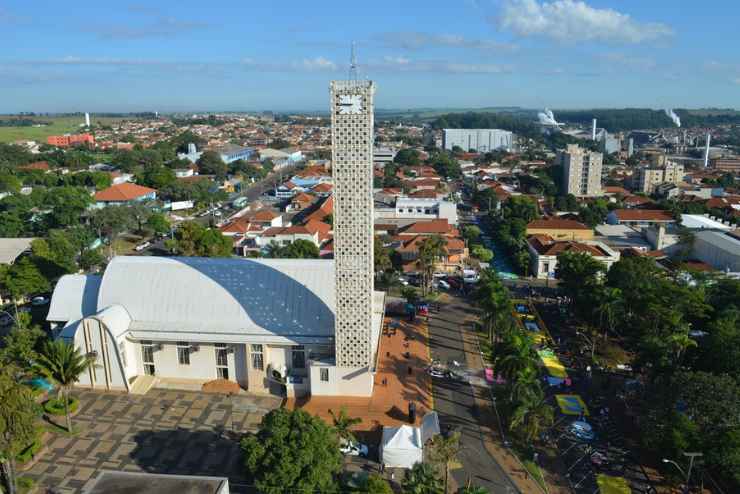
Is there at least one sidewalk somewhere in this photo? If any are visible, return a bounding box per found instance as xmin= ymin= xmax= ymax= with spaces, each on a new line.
xmin=457 ymin=303 xmax=571 ymax=494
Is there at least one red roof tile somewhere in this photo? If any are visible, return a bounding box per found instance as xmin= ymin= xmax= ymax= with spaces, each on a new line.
xmin=527 ymin=219 xmax=591 ymax=230
xmin=94 ymin=183 xmax=157 ymax=202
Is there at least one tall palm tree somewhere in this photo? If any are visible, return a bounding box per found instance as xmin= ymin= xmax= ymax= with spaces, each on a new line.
xmin=329 ymin=407 xmax=362 ymax=446
xmin=509 ymin=389 xmax=554 ymax=443
xmin=35 ymin=340 xmax=93 ymax=433
xmin=402 ymin=462 xmax=443 ymax=494
xmin=428 ymin=431 xmax=462 ymax=494
xmin=510 ymin=366 xmax=541 ymax=404
xmin=495 ymin=337 xmax=536 ymax=384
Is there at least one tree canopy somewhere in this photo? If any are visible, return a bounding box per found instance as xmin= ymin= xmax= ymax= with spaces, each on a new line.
xmin=166 ymin=221 xmax=232 ymax=257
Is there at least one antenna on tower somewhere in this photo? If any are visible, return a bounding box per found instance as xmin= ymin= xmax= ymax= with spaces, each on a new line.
xmin=349 ymin=42 xmax=358 ymax=80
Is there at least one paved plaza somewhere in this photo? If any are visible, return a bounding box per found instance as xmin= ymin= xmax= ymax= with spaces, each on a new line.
xmin=23 ymin=388 xmax=282 ymax=493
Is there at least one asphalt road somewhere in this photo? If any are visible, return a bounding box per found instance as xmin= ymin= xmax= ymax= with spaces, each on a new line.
xmin=428 ymin=295 xmax=519 ymax=494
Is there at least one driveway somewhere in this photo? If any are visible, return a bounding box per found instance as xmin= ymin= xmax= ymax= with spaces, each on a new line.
xmin=428 ymin=296 xmax=520 ymax=493
xmin=24 ymin=388 xmax=281 ymax=493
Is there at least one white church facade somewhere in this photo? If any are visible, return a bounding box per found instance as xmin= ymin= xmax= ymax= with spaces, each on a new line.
xmin=46 ymin=77 xmax=384 ymax=398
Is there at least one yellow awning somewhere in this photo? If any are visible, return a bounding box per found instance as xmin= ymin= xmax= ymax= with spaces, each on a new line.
xmin=541 ymin=355 xmax=568 ymax=378
xmin=555 ymin=394 xmax=589 ymax=416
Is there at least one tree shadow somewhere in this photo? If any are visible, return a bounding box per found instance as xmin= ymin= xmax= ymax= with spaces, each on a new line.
xmin=128 ymin=427 xmax=249 ymax=483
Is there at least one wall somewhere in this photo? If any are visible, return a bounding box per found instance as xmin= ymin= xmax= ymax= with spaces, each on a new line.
xmin=309 ymin=364 xmax=374 ymax=397
xmin=74 ymin=318 xmax=128 ymax=391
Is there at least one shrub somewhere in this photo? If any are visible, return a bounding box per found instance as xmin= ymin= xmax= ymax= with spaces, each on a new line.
xmin=16 ymin=438 xmax=42 ymax=464
xmin=43 ymin=396 xmax=79 ymax=416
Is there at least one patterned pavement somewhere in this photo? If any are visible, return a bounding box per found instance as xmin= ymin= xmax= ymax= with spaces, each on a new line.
xmin=23 ymin=388 xmax=282 ymax=493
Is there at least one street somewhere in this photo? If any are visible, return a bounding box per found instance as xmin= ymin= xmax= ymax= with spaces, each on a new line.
xmin=428 ymin=295 xmax=519 ymax=493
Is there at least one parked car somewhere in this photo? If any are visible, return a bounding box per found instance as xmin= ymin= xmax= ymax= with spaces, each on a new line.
xmin=135 ymin=241 xmax=151 ymax=252
xmin=31 ymin=296 xmax=49 ymax=306
xmin=437 ymin=280 xmax=450 ymax=290
xmin=340 ymin=441 xmax=368 ymax=457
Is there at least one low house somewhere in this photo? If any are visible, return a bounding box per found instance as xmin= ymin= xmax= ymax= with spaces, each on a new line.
xmin=607 ymin=209 xmax=676 ymax=228
xmin=94 ymin=183 xmax=157 ymax=207
xmin=258 ymin=225 xmax=320 ymax=249
xmin=289 ymin=192 xmax=316 ymax=212
xmin=527 ymin=234 xmax=620 ymax=279
xmin=526 ymin=219 xmax=594 ymax=241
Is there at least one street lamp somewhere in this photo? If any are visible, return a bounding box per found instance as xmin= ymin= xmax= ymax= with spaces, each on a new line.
xmin=663 ymin=452 xmax=703 ymax=493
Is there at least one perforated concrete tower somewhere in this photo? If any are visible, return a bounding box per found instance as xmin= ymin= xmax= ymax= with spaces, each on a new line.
xmin=330 ymin=79 xmax=375 ymax=368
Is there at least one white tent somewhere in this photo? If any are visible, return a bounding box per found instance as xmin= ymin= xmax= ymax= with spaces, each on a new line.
xmin=380 ymin=412 xmax=440 ymax=469
xmin=380 ymin=425 xmax=423 ymax=469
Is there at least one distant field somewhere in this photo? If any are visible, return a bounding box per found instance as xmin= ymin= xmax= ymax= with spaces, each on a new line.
xmin=0 ymin=116 xmax=128 ymax=143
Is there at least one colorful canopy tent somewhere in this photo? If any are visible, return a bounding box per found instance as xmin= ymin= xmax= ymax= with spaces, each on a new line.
xmin=539 ymin=351 xmax=568 ymax=379
xmin=597 ymin=474 xmax=631 ymax=494
xmin=555 ymin=394 xmax=590 ymax=416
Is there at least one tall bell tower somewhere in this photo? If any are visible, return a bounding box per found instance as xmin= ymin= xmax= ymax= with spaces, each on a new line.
xmin=330 ymin=77 xmax=375 ymax=369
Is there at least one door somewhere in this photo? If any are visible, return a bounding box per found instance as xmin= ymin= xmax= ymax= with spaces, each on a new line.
xmin=141 ymin=341 xmax=156 ymax=376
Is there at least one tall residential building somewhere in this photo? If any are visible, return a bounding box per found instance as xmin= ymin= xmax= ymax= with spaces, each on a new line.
xmin=442 ymin=129 xmax=514 ymax=152
xmin=560 ymin=144 xmax=603 ymax=197
xmin=634 ymin=160 xmax=684 ymax=194
xmin=330 ymin=80 xmax=375 ymax=370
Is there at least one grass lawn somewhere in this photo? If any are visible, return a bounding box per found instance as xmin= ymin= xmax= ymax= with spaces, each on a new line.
xmin=0 ymin=116 xmax=128 ymax=143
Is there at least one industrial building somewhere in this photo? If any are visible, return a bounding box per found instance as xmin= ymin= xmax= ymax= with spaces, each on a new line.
xmin=442 ymin=129 xmax=514 ymax=153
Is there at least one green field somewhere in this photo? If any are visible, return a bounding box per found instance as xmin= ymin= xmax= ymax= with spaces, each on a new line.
xmin=0 ymin=116 xmax=128 ymax=143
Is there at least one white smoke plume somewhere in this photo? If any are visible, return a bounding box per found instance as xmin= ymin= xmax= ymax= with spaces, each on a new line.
xmin=537 ymin=108 xmax=560 ymax=126
xmin=665 ymin=108 xmax=681 ymax=127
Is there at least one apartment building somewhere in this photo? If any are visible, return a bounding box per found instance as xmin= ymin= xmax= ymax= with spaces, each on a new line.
xmin=634 ymin=160 xmax=684 ymax=194
xmin=560 ymin=144 xmax=603 ymax=197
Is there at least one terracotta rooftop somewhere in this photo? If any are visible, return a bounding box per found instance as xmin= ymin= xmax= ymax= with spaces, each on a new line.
xmin=250 ymin=210 xmax=279 ymax=222
xmin=312 ymin=182 xmax=333 ymax=193
xmin=400 ymin=219 xmax=453 ymax=236
xmin=292 ymin=192 xmax=315 ymax=203
xmin=219 ymin=217 xmax=251 ymax=235
xmin=94 ymin=183 xmax=157 ymax=202
xmin=527 ymin=234 xmax=610 ymax=257
xmin=613 ymin=209 xmax=675 ymax=222
xmin=527 ymin=218 xmax=591 ymax=230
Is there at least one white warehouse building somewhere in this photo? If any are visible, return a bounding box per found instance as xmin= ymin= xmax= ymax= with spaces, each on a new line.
xmin=442 ymin=129 xmax=514 ymax=153
xmin=47 ymin=256 xmax=384 ymax=397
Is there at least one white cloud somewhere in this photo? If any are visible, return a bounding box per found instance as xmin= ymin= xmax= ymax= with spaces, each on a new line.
xmin=378 ymin=32 xmax=517 ymax=52
xmin=373 ymin=57 xmax=509 ymax=74
xmin=298 ymin=57 xmax=337 ymax=71
xmin=497 ymin=0 xmax=673 ymax=44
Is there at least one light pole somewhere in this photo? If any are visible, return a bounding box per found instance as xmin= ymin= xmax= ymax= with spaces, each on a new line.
xmin=575 ymin=330 xmax=596 ymax=362
xmin=663 ymin=452 xmax=703 ymax=493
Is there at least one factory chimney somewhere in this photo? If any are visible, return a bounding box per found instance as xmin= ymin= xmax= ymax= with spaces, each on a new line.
xmin=703 ymin=133 xmax=711 ymax=168
xmin=592 ymin=119 xmax=597 ymax=140
xmin=84 ymin=112 xmax=90 ymax=127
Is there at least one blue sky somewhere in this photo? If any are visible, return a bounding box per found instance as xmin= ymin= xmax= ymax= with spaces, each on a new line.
xmin=1 ymin=0 xmax=739 ymax=113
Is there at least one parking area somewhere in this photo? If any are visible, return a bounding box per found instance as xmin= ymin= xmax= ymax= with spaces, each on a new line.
xmin=24 ymin=388 xmax=282 ymax=493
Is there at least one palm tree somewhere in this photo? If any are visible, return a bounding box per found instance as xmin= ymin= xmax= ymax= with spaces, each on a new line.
xmin=402 ymin=462 xmax=443 ymax=494
xmin=509 ymin=389 xmax=554 ymax=443
xmin=428 ymin=431 xmax=462 ymax=494
xmin=510 ymin=366 xmax=541 ymax=404
xmin=495 ymin=337 xmax=536 ymax=384
xmin=329 ymin=407 xmax=362 ymax=446
xmin=35 ymin=340 xmax=93 ymax=433
xmin=264 ymin=241 xmax=282 ymax=258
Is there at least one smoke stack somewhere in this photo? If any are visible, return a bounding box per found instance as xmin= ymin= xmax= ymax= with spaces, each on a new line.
xmin=704 ymin=133 xmax=711 ymax=168
xmin=592 ymin=119 xmax=597 ymax=140
xmin=84 ymin=112 xmax=90 ymax=127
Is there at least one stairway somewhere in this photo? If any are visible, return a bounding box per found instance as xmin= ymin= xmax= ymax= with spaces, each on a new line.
xmin=129 ymin=374 xmax=158 ymax=395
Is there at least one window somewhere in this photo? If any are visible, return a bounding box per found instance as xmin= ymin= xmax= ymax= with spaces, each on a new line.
xmin=141 ymin=340 xmax=155 ymax=376
xmin=177 ymin=342 xmax=190 ymax=365
xmin=215 ymin=344 xmax=229 ymax=380
xmin=250 ymin=344 xmax=264 ymax=370
xmin=292 ymin=345 xmax=305 ymax=369
xmin=320 ymin=368 xmax=329 ymax=382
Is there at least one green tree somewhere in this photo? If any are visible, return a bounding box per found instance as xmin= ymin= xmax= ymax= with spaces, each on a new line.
xmin=394 ymin=148 xmax=421 ymax=167
xmin=402 ymin=462 xmax=443 ymax=494
xmin=146 ymin=212 xmax=171 ymax=235
xmin=137 ymin=165 xmax=176 ymax=189
xmin=495 ymin=333 xmax=536 ymax=384
xmin=0 ymin=367 xmax=40 ymax=494
xmin=276 ymin=239 xmax=320 ymax=259
xmin=46 ymin=186 xmax=93 ymax=227
xmin=0 ymin=319 xmax=45 ymax=372
xmin=1 ymin=257 xmax=50 ymax=304
xmin=196 ymin=151 xmax=228 ymax=178
xmin=417 ymin=235 xmax=447 ymax=295
xmin=167 ymin=221 xmax=232 ymax=257
xmin=471 ymin=245 xmax=493 ymax=263
xmin=428 ymin=431 xmax=462 ymax=494
xmin=461 ymin=225 xmax=481 ymax=246
xmin=509 ymin=388 xmax=554 ymax=443
xmin=555 ymin=251 xmax=606 ymax=319
xmin=241 ymin=408 xmax=342 ymax=494
xmin=34 ymin=340 xmax=93 ymax=433
xmin=329 ymin=407 xmax=362 ymax=446
xmin=457 ymin=486 xmax=489 ymax=494
xmin=374 ymin=236 xmax=392 ymax=275
xmin=351 ymin=473 xmax=393 ymax=494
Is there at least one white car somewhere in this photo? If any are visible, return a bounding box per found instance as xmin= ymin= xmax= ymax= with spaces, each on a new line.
xmin=31 ymin=296 xmax=49 ymax=306
xmin=437 ymin=280 xmax=450 ymax=290
xmin=134 ymin=241 xmax=151 ymax=252
xmin=340 ymin=441 xmax=368 ymax=457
